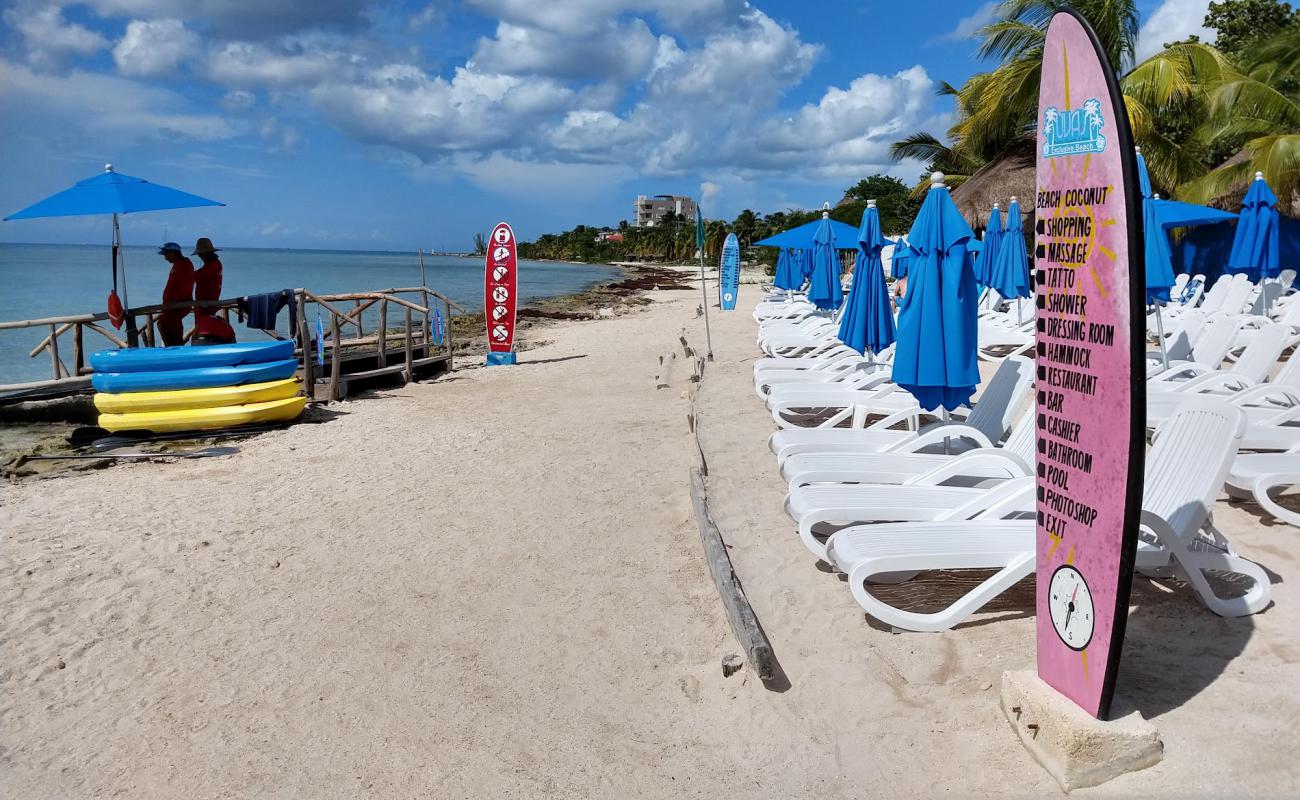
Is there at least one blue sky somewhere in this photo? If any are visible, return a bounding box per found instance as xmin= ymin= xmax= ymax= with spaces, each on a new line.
xmin=0 ymin=0 xmax=1209 ymax=251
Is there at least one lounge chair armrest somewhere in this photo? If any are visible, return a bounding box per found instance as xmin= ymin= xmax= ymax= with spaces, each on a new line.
xmin=903 ymin=451 xmax=1032 ymax=486
xmin=887 ymin=424 xmax=994 ymax=453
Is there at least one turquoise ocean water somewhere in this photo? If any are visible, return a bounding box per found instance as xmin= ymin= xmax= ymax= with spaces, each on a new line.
xmin=0 ymin=244 xmax=620 ymax=384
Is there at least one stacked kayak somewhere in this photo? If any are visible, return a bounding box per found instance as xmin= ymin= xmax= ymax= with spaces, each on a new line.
xmin=91 ymin=341 xmax=305 ymax=433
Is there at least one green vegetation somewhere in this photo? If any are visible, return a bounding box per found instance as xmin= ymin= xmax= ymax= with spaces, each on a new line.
xmin=893 ymin=0 xmax=1300 ymax=206
xmin=517 ymin=175 xmax=923 ymax=264
xmin=473 ymin=232 xmax=487 ymax=256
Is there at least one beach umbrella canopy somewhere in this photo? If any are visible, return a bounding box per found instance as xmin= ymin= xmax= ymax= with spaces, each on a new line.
xmin=975 ymin=205 xmax=1004 ymax=286
xmin=1227 ymin=172 xmax=1281 ymax=281
xmin=753 ymin=216 xmax=861 ymax=250
xmin=987 ymin=197 xmax=1031 ymax=300
xmin=1152 ymin=198 xmax=1236 ymax=231
xmin=891 ymin=174 xmax=980 ymax=411
xmin=4 ymin=164 xmax=224 ymax=340
xmin=5 ymin=165 xmax=224 ymax=220
xmin=773 ymin=247 xmax=802 ymax=290
xmin=890 ymin=238 xmax=912 ymax=279
xmin=797 ymin=248 xmax=815 ymax=280
xmin=806 ymin=209 xmax=844 ymax=311
xmin=837 ymin=202 xmax=896 ymax=354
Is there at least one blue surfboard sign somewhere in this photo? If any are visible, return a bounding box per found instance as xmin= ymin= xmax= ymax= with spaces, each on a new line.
xmin=719 ymin=233 xmax=740 ymax=311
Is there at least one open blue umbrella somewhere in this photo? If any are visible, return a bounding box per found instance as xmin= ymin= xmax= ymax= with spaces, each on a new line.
xmin=773 ymin=247 xmax=801 ymax=291
xmin=5 ymin=164 xmax=224 ymax=345
xmin=807 ymin=207 xmax=843 ymax=311
xmin=837 ymin=201 xmax=896 ymax=354
xmin=988 ymin=197 xmax=1031 ymax=310
xmin=753 ymin=217 xmax=861 ymax=250
xmin=891 ymin=173 xmax=979 ymax=411
xmin=1227 ymin=172 xmax=1280 ymax=281
xmin=975 ymin=204 xmax=1004 ymax=288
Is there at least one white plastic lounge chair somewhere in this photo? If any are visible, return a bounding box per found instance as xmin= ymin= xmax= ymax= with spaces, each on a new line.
xmin=1148 ymin=317 xmax=1243 ymax=380
xmin=1227 ymin=447 xmax=1300 ymax=527
xmin=825 ymin=397 xmax=1271 ymax=631
xmin=768 ymin=356 xmax=1033 ymax=463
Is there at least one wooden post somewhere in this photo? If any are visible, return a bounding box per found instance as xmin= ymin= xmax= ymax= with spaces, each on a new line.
xmin=72 ymin=323 xmax=85 ymax=375
xmin=329 ymin=313 xmax=342 ymax=402
xmin=444 ymin=298 xmax=454 ymax=360
xmin=377 ymin=298 xmax=388 ymax=368
xmin=354 ymin=299 xmax=364 ymax=337
xmin=296 ymin=291 xmax=313 ymax=398
xmin=48 ymin=324 xmax=62 ymax=379
xmin=404 ymin=307 xmax=414 ymax=382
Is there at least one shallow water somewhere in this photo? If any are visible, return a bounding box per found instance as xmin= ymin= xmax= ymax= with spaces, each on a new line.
xmin=0 ymin=244 xmax=619 ymax=383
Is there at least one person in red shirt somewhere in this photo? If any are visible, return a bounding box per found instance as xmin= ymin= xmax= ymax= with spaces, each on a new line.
xmin=157 ymin=242 xmax=194 ymax=347
xmin=191 ymin=237 xmax=237 ymax=345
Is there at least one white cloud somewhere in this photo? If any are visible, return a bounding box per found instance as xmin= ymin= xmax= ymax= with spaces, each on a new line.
xmin=2 ymin=4 xmax=110 ymax=68
xmin=936 ymin=1 xmax=1000 ymax=42
xmin=1136 ymin=0 xmax=1215 ymax=61
xmin=206 ymin=41 xmax=351 ymax=88
xmin=113 ymin=19 xmax=199 ymax=77
xmin=0 ymin=58 xmax=238 ymax=142
xmin=462 ymin=0 xmax=742 ymax=34
xmin=470 ymin=18 xmax=660 ymax=81
xmin=220 ymin=90 xmax=257 ymax=111
xmin=83 ymin=0 xmax=367 ymax=37
xmin=454 ymin=152 xmax=633 ymax=198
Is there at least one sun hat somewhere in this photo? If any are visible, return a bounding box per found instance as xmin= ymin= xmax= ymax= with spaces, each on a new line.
xmin=192 ymin=237 xmax=220 ymax=255
xmin=158 ymin=241 xmax=182 ymax=254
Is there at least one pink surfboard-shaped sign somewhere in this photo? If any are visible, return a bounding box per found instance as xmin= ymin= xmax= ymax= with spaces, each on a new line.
xmin=484 ymin=222 xmax=518 ymax=365
xmin=1034 ymin=9 xmax=1145 ymax=720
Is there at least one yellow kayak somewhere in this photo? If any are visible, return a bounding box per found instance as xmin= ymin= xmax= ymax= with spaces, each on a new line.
xmin=98 ymin=396 xmax=307 ymax=433
xmin=94 ymin=379 xmax=300 ymax=414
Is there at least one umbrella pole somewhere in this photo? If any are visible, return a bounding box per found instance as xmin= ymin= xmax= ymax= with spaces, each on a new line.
xmin=114 ymin=214 xmax=139 ymax=348
xmin=698 ymin=246 xmax=714 ymax=361
xmin=1153 ymin=302 xmax=1169 ymax=371
xmin=942 ymin=408 xmax=950 ymax=455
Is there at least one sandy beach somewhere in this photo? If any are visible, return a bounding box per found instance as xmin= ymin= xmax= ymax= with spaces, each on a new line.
xmin=3 ymin=286 xmax=1298 ymax=797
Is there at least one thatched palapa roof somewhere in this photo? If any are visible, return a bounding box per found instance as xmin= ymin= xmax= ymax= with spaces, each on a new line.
xmin=950 ymin=144 xmax=1036 ymax=231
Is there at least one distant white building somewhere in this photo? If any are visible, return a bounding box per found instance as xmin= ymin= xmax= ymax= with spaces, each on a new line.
xmin=634 ymin=195 xmax=697 ymax=227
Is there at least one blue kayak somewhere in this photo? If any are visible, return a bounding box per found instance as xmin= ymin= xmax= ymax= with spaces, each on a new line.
xmin=90 ymin=340 xmax=296 ymax=373
xmin=91 ymin=359 xmax=299 ymax=393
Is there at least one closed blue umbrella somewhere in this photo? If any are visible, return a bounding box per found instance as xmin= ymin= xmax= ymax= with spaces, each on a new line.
xmin=890 ymin=238 xmax=912 ymax=279
xmin=975 ymin=204 xmax=1004 ymax=287
xmin=5 ymin=164 xmax=224 ymax=345
xmin=891 ymin=173 xmax=979 ymax=411
xmin=837 ymin=201 xmax=896 ymax=354
xmin=988 ymin=196 xmax=1031 ymax=301
xmin=807 ymin=207 xmax=843 ymax=311
xmin=1227 ymin=172 xmax=1280 ymax=281
xmin=798 ymin=248 xmax=815 ymax=281
xmin=773 ymin=247 xmax=801 ymax=290
xmin=1136 ymin=148 xmax=1175 ymax=304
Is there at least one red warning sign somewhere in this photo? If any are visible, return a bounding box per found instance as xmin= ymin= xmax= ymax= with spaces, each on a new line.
xmin=484 ymin=222 xmax=517 ymax=354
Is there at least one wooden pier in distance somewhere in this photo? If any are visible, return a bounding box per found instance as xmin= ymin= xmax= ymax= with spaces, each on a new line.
xmin=0 ymin=286 xmax=465 ymax=405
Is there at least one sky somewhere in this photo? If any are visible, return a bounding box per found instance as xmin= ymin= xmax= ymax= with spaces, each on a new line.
xmin=0 ymin=0 xmax=1214 ymax=251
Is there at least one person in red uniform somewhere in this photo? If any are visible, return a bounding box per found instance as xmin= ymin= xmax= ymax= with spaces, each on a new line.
xmin=157 ymin=242 xmax=194 ymax=347
xmin=191 ymin=237 xmax=237 ymax=345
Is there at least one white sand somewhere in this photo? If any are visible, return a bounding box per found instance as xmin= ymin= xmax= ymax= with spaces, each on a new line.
xmin=2 ymin=287 xmax=1297 ymax=797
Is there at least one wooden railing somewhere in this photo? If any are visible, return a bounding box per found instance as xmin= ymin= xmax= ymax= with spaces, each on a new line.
xmin=0 ymin=286 xmax=465 ymax=401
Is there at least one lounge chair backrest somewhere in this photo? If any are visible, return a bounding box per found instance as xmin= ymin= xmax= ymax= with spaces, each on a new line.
xmin=1277 ymin=297 xmax=1300 ymax=326
xmin=1197 ymin=275 xmax=1233 ymax=313
xmin=1232 ymin=323 xmax=1290 ymax=382
xmin=1251 ymin=280 xmax=1283 ymax=315
xmin=1189 ymin=317 xmax=1243 ymax=368
xmin=1143 ymin=397 xmax=1245 ymax=538
xmin=1171 ymin=273 xmax=1189 ymax=299
xmin=1164 ymin=310 xmax=1206 ymax=362
xmin=966 ymin=356 xmax=1033 ymax=442
xmin=1271 ymin=347 xmax=1300 ymax=389
xmin=1178 ymin=275 xmax=1205 ymax=308
xmin=1004 ymin=408 xmax=1036 ymax=463
xmin=1279 ymin=269 xmax=1297 ymax=293
xmin=1215 ymin=275 xmax=1256 ymax=317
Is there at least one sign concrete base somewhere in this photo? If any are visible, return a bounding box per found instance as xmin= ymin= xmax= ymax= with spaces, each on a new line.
xmin=485 ymin=351 xmax=517 ymax=366
xmin=1000 ymin=671 xmax=1162 ymax=792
